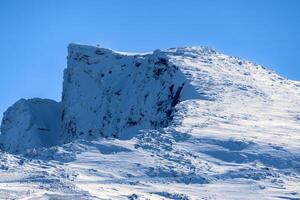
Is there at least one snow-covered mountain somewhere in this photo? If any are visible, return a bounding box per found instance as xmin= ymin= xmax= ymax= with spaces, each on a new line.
xmin=0 ymin=44 xmax=299 ymax=199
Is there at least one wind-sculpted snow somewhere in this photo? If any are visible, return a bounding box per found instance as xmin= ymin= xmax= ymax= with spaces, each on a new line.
xmin=0 ymin=44 xmax=300 ymax=199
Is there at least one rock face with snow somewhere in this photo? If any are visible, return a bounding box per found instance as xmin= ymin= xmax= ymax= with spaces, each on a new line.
xmin=61 ymin=44 xmax=197 ymax=140
xmin=0 ymin=44 xmax=300 ymax=199
xmin=2 ymin=44 xmax=299 ymax=153
xmin=0 ymin=44 xmax=200 ymax=151
xmin=0 ymin=98 xmax=62 ymax=153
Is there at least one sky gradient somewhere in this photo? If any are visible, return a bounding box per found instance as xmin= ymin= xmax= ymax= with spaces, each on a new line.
xmin=0 ymin=0 xmax=300 ymax=118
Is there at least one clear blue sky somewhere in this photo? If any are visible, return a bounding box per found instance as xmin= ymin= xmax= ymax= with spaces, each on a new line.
xmin=0 ymin=0 xmax=300 ymax=117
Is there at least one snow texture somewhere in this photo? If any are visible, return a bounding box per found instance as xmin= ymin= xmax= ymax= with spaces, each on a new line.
xmin=0 ymin=44 xmax=299 ymax=199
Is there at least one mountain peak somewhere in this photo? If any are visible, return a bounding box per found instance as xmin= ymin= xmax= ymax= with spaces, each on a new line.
xmin=1 ymin=43 xmax=295 ymax=152
xmin=0 ymin=44 xmax=300 ymax=198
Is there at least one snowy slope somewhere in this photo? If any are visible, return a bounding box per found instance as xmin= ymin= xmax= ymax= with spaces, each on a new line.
xmin=0 ymin=45 xmax=299 ymax=199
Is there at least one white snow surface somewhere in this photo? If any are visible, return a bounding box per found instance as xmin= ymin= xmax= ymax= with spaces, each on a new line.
xmin=0 ymin=44 xmax=300 ymax=199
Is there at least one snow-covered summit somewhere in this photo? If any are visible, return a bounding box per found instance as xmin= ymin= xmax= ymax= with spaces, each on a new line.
xmin=1 ymin=43 xmax=299 ymax=151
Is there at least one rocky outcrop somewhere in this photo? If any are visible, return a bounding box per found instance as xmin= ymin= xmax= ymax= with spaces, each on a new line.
xmin=0 ymin=43 xmax=203 ymax=152
xmin=61 ymin=44 xmax=193 ymax=140
xmin=0 ymin=98 xmax=62 ymax=153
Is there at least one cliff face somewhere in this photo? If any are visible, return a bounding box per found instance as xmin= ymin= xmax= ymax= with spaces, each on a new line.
xmin=0 ymin=98 xmax=62 ymax=153
xmin=61 ymin=44 xmax=195 ymax=140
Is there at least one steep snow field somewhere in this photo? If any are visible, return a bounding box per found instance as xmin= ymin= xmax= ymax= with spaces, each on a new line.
xmin=0 ymin=45 xmax=299 ymax=199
